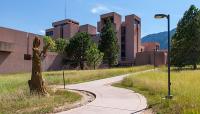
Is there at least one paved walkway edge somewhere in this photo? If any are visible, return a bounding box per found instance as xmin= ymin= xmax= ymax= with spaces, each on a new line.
xmin=57 ymin=69 xmax=154 ymax=114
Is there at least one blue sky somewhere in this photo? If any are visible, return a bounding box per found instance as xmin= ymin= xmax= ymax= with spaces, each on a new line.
xmin=0 ymin=0 xmax=200 ymax=37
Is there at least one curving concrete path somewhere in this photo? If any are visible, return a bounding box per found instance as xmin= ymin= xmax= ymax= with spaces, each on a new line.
xmin=57 ymin=70 xmax=152 ymax=114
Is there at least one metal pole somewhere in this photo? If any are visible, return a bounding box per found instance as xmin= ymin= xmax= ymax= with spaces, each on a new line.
xmin=63 ymin=70 xmax=65 ymax=89
xmin=154 ymin=49 xmax=156 ymax=69
xmin=167 ymin=15 xmax=172 ymax=99
xmin=64 ymin=0 xmax=67 ymax=19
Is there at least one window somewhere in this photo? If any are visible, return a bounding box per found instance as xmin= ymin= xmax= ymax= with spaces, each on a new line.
xmin=121 ymin=27 xmax=126 ymax=43
xmin=46 ymin=31 xmax=53 ymax=36
xmin=60 ymin=27 xmax=63 ymax=38
xmin=121 ymin=45 xmax=125 ymax=50
xmin=110 ymin=17 xmax=114 ymax=23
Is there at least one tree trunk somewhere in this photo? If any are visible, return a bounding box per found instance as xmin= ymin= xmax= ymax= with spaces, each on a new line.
xmin=28 ymin=37 xmax=49 ymax=96
xmin=28 ymin=72 xmax=48 ymax=95
xmin=93 ymin=61 xmax=96 ymax=70
xmin=193 ymin=64 xmax=197 ymax=70
xmin=80 ymin=61 xmax=84 ymax=70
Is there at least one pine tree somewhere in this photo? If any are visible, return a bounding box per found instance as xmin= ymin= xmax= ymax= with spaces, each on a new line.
xmin=171 ymin=5 xmax=200 ymax=69
xmin=99 ymin=19 xmax=119 ymax=67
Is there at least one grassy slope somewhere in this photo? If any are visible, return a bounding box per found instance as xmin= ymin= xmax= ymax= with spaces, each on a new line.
xmin=114 ymin=68 xmax=200 ymax=114
xmin=0 ymin=65 xmax=152 ymax=114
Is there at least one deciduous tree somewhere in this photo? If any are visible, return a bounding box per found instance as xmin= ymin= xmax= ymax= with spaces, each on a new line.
xmin=86 ymin=43 xmax=104 ymax=69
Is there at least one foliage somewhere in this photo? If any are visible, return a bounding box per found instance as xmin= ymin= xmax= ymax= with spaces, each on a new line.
xmin=65 ymin=32 xmax=93 ymax=70
xmin=171 ymin=5 xmax=200 ymax=69
xmin=55 ymin=38 xmax=68 ymax=53
xmin=99 ymin=19 xmax=119 ymax=67
xmin=43 ymin=36 xmax=56 ymax=52
xmin=86 ymin=43 xmax=104 ymax=69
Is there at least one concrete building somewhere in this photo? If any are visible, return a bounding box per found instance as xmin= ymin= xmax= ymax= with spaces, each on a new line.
xmin=97 ymin=12 xmax=142 ymax=64
xmin=97 ymin=12 xmax=122 ymax=62
xmin=0 ymin=27 xmax=63 ymax=74
xmin=142 ymin=42 xmax=160 ymax=52
xmin=46 ymin=12 xmax=142 ymax=65
xmin=0 ymin=12 xmax=168 ymax=74
xmin=46 ymin=19 xmax=96 ymax=40
xmin=135 ymin=42 xmax=167 ymax=66
xmin=79 ymin=24 xmax=97 ymax=35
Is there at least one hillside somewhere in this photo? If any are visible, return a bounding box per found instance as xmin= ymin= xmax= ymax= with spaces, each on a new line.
xmin=142 ymin=29 xmax=176 ymax=49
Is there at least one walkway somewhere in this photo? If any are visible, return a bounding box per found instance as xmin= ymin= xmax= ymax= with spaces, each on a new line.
xmin=57 ymin=70 xmax=152 ymax=114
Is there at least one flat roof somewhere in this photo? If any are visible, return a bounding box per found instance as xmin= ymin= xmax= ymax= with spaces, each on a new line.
xmin=100 ymin=12 xmax=121 ymax=18
xmin=52 ymin=19 xmax=79 ymax=27
xmin=80 ymin=24 xmax=96 ymax=28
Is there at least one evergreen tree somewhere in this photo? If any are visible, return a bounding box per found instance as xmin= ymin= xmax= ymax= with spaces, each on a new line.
xmin=65 ymin=32 xmax=92 ymax=70
xmin=171 ymin=5 xmax=200 ymax=69
xmin=99 ymin=19 xmax=119 ymax=67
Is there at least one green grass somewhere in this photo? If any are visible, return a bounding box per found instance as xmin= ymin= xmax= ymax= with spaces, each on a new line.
xmin=114 ymin=67 xmax=200 ymax=114
xmin=44 ymin=65 xmax=153 ymax=85
xmin=0 ymin=65 xmax=152 ymax=114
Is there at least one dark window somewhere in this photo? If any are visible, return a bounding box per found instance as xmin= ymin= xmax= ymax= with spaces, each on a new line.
xmin=24 ymin=54 xmax=31 ymax=60
xmin=121 ymin=52 xmax=126 ymax=57
xmin=46 ymin=31 xmax=53 ymax=36
xmin=121 ymin=27 xmax=126 ymax=43
xmin=60 ymin=27 xmax=64 ymax=38
xmin=110 ymin=17 xmax=114 ymax=23
xmin=121 ymin=44 xmax=125 ymax=51
xmin=134 ymin=19 xmax=140 ymax=25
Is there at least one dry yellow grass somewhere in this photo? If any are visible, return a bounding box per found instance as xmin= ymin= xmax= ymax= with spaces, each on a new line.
xmin=117 ymin=68 xmax=200 ymax=114
xmin=0 ymin=65 xmax=152 ymax=114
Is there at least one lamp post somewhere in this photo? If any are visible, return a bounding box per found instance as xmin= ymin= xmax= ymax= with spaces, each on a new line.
xmin=153 ymin=48 xmax=156 ymax=69
xmin=154 ymin=14 xmax=172 ymax=99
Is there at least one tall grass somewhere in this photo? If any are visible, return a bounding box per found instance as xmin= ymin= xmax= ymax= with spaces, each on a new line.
xmin=44 ymin=65 xmax=153 ymax=85
xmin=0 ymin=65 xmax=152 ymax=114
xmin=0 ymin=73 xmax=81 ymax=114
xmin=118 ymin=68 xmax=200 ymax=114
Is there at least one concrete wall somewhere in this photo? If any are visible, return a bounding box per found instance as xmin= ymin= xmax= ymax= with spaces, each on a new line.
xmin=119 ymin=14 xmax=141 ymax=64
xmin=0 ymin=27 xmax=63 ymax=74
xmin=46 ymin=19 xmax=80 ymax=40
xmin=142 ymin=42 xmax=160 ymax=52
xmin=64 ymin=23 xmax=79 ymax=39
xmin=79 ymin=24 xmax=97 ymax=35
xmin=135 ymin=51 xmax=167 ymax=66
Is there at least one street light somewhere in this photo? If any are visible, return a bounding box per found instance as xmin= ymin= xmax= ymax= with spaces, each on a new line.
xmin=154 ymin=14 xmax=173 ymax=99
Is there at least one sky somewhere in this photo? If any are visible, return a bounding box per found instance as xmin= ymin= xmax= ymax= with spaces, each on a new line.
xmin=0 ymin=0 xmax=200 ymax=37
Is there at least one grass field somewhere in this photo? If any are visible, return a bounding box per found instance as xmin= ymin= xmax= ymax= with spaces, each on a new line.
xmin=0 ymin=65 xmax=152 ymax=114
xmin=114 ymin=67 xmax=200 ymax=114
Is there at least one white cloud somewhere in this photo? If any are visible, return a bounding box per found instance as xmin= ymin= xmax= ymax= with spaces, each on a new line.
xmin=91 ymin=4 xmax=111 ymax=14
xmin=40 ymin=30 xmax=45 ymax=35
